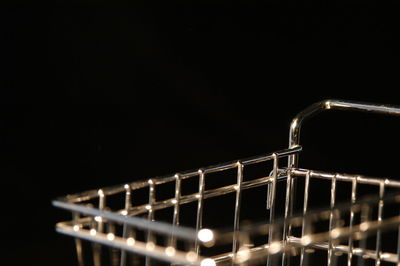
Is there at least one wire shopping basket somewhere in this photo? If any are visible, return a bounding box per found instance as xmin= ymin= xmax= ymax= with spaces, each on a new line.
xmin=53 ymin=100 xmax=400 ymax=266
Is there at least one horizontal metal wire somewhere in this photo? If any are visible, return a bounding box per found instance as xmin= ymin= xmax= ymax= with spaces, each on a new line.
xmin=210 ymin=210 xmax=400 ymax=264
xmin=292 ymin=168 xmax=400 ymax=188
xmin=56 ymin=223 xmax=203 ymax=265
xmin=53 ymin=200 xmax=199 ymax=241
xmin=58 ymin=147 xmax=301 ymax=203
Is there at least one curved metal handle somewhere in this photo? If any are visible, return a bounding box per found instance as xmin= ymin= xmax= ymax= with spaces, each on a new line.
xmin=288 ymin=99 xmax=400 ymax=167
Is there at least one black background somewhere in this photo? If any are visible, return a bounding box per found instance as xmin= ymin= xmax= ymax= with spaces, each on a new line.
xmin=2 ymin=1 xmax=400 ymax=265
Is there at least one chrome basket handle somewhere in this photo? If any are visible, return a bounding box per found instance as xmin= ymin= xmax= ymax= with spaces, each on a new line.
xmin=288 ymin=99 xmax=400 ymax=168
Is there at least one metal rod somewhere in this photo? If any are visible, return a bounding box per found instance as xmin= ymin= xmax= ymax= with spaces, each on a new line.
xmin=58 ymin=212 xmax=400 ymax=266
xmin=299 ymin=171 xmax=310 ymax=266
xmin=94 ymin=189 xmax=106 ymax=266
xmin=347 ymin=177 xmax=358 ymax=266
xmin=195 ymin=170 xmax=205 ymax=254
xmin=267 ymin=154 xmax=278 ymax=266
xmin=59 ymin=147 xmax=302 ymax=203
xmin=288 ymin=99 xmax=400 ymax=168
xmin=120 ymin=185 xmax=131 ymax=266
xmin=123 ymin=174 xmax=289 ymax=217
xmin=267 ymin=153 xmax=278 ymax=210
xmin=232 ymin=162 xmax=244 ymax=261
xmin=282 ymin=170 xmax=293 ymax=266
xmin=287 ymin=237 xmax=400 ymax=263
xmin=55 ymin=168 xmax=400 ymax=244
xmin=170 ymin=174 xmax=181 ymax=249
xmin=73 ymin=212 xmax=85 ymax=266
xmin=214 ymin=219 xmax=400 ymax=266
xmin=53 ymin=199 xmax=200 ymax=241
xmin=358 ymin=203 xmax=371 ymax=266
xmin=108 ymin=222 xmax=119 ymax=266
xmin=146 ymin=179 xmax=156 ymax=266
xmin=328 ymin=174 xmax=337 ymax=266
xmin=292 ymin=169 xmax=400 ymax=188
xmin=375 ymin=181 xmax=385 ymax=266
xmin=56 ymin=224 xmax=204 ymax=265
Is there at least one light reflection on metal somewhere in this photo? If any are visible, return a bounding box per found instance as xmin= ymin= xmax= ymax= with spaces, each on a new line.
xmin=126 ymin=237 xmax=135 ymax=246
xmin=165 ymin=246 xmax=176 ymax=257
xmin=197 ymin=228 xmax=214 ymax=243
xmin=200 ymin=258 xmax=216 ymax=266
xmin=107 ymin=233 xmax=115 ymax=241
xmin=53 ymin=100 xmax=400 ymax=266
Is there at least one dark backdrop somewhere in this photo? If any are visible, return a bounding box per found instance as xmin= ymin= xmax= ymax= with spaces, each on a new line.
xmin=2 ymin=1 xmax=399 ymax=265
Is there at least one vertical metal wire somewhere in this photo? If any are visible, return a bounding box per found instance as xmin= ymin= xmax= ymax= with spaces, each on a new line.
xmin=375 ymin=181 xmax=385 ymax=266
xmin=358 ymin=203 xmax=371 ymax=266
xmin=232 ymin=161 xmax=244 ymax=263
xmin=93 ymin=189 xmax=106 ymax=266
xmin=282 ymin=170 xmax=293 ymax=266
xmin=300 ymin=215 xmax=313 ymax=266
xmin=145 ymin=180 xmax=156 ymax=266
xmin=73 ymin=212 xmax=85 ymax=266
xmin=299 ymin=171 xmax=310 ymax=266
xmin=108 ymin=222 xmax=118 ymax=266
xmin=347 ymin=177 xmax=358 ymax=266
xmin=120 ymin=185 xmax=131 ymax=266
xmin=267 ymin=154 xmax=279 ymax=266
xmin=195 ymin=170 xmax=205 ymax=254
xmin=328 ymin=174 xmax=337 ymax=266
xmin=268 ymin=223 xmax=282 ymax=266
xmin=170 ymin=174 xmax=181 ymax=249
xmin=267 ymin=154 xmax=278 ymax=210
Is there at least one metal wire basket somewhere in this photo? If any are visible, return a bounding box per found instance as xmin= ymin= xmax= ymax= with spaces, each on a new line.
xmin=53 ymin=99 xmax=400 ymax=266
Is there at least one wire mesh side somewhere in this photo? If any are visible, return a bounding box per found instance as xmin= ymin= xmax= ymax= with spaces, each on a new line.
xmin=54 ymin=146 xmax=400 ymax=265
xmin=53 ymin=147 xmax=301 ymax=266
xmin=208 ymin=188 xmax=400 ymax=265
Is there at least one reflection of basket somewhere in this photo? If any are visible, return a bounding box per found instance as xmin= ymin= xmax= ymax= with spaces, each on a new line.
xmin=53 ymin=100 xmax=400 ymax=265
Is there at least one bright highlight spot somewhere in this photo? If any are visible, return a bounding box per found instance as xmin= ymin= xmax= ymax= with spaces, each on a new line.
xmin=107 ymin=233 xmax=115 ymax=241
xmin=145 ymin=205 xmax=152 ymax=210
xmin=200 ymin=258 xmax=216 ymax=266
xmin=300 ymin=235 xmax=311 ymax=245
xmin=146 ymin=242 xmax=155 ymax=250
xmin=73 ymin=225 xmax=80 ymax=232
xmin=360 ymin=222 xmax=369 ymax=232
xmin=268 ymin=242 xmax=281 ymax=254
xmin=94 ymin=216 xmax=102 ymax=222
xmin=127 ymin=237 xmax=135 ymax=246
xmin=90 ymin=229 xmax=97 ymax=236
xmin=235 ymin=247 xmax=250 ymax=263
xmin=197 ymin=229 xmax=214 ymax=243
xmin=330 ymin=228 xmax=340 ymax=239
xmin=165 ymin=246 xmax=176 ymax=257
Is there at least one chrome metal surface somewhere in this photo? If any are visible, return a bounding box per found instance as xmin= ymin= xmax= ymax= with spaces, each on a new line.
xmin=53 ymin=99 xmax=400 ymax=266
xmin=288 ymin=99 xmax=400 ymax=168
